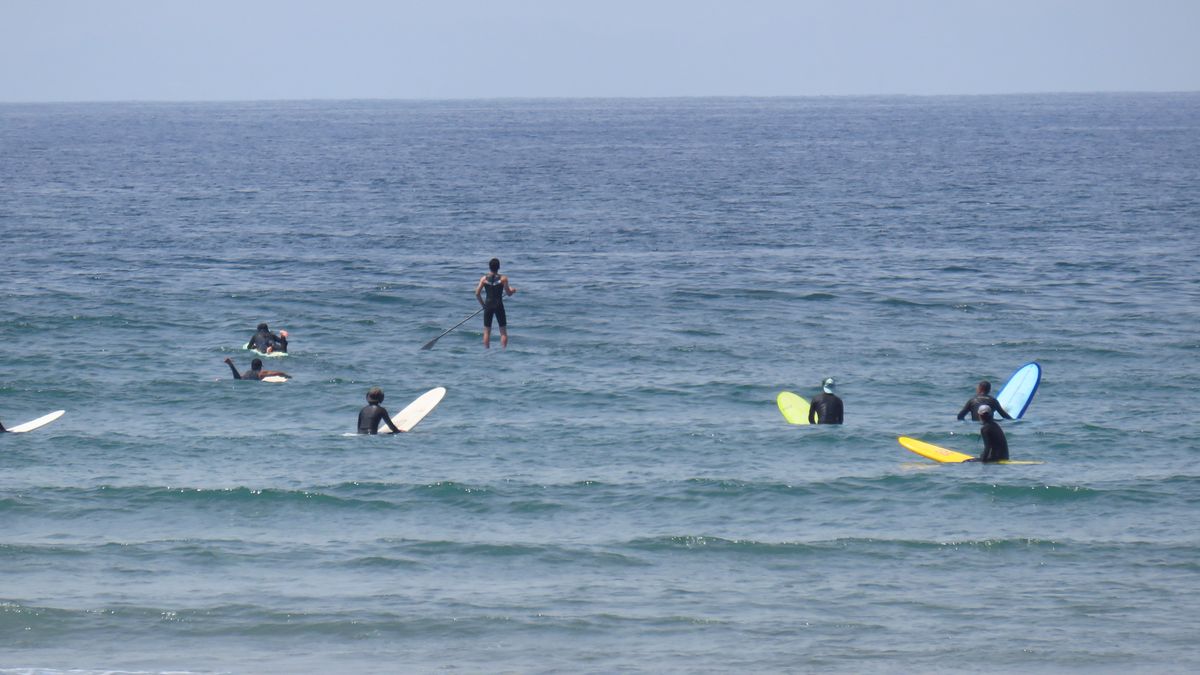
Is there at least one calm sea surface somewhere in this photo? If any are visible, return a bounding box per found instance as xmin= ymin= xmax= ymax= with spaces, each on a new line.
xmin=2 ymin=94 xmax=1199 ymax=673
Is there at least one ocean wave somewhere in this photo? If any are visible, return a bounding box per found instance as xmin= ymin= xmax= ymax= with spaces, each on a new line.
xmin=368 ymin=538 xmax=651 ymax=568
xmin=621 ymin=535 xmax=1200 ymax=558
xmin=3 ymin=485 xmax=399 ymax=515
xmin=10 ymin=472 xmax=1188 ymax=519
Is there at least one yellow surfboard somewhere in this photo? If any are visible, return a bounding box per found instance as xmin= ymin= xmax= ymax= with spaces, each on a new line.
xmin=777 ymin=391 xmax=814 ymax=425
xmin=898 ymin=436 xmax=1043 ymax=464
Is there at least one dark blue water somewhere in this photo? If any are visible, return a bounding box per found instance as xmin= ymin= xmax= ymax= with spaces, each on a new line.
xmin=2 ymin=94 xmax=1199 ymax=673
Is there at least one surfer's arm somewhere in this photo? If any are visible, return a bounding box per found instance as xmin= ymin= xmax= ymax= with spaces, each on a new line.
xmin=807 ymin=404 xmax=817 ymax=424
xmin=383 ymin=411 xmax=404 ymax=433
xmin=995 ymin=403 xmax=1013 ymax=420
xmin=956 ymin=401 xmax=970 ymax=420
xmin=475 ymin=277 xmax=487 ymax=307
xmin=503 ymin=275 xmax=517 ymax=296
xmin=223 ymin=358 xmax=243 ymax=380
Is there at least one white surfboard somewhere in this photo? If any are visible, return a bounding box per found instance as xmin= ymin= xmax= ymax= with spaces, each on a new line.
xmin=7 ymin=410 xmax=66 ymax=433
xmin=245 ymin=348 xmax=288 ymax=358
xmin=261 ymin=375 xmax=290 ymax=383
xmin=378 ymin=387 xmax=446 ymax=433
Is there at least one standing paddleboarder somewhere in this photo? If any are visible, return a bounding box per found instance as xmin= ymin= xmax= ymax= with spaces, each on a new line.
xmin=475 ymin=258 xmax=517 ymax=348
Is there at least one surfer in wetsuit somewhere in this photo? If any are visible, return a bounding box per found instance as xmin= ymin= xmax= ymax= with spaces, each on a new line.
xmin=974 ymin=404 xmax=1009 ymax=462
xmin=956 ymin=380 xmax=1012 ymax=421
xmin=246 ymin=323 xmax=288 ymax=354
xmin=0 ymin=420 xmax=6 ymax=433
xmin=357 ymin=387 xmax=403 ymax=434
xmin=474 ymin=258 xmax=517 ymax=348
xmin=224 ymin=357 xmax=289 ymax=381
xmin=808 ymin=377 xmax=844 ymax=424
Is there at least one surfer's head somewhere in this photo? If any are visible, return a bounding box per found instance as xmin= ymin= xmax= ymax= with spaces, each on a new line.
xmin=977 ymin=404 xmax=992 ymax=420
xmin=977 ymin=380 xmax=991 ymax=394
xmin=257 ymin=322 xmax=269 ymax=332
xmin=822 ymin=377 xmax=835 ymax=394
xmin=489 ymin=258 xmax=500 ymax=273
xmin=251 ymin=358 xmax=263 ymax=371
xmin=367 ymin=387 xmax=385 ymax=404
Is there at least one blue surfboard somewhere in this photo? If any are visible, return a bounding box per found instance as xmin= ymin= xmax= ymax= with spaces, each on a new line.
xmin=995 ymin=362 xmax=1041 ymax=419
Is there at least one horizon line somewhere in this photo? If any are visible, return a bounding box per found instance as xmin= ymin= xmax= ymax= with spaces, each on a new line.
xmin=3 ymin=89 xmax=1199 ymax=106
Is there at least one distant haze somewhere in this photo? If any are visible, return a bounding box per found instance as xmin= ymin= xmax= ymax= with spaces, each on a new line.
xmin=2 ymin=0 xmax=1198 ymax=102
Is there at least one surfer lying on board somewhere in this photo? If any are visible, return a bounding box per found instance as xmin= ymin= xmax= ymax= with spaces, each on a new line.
xmin=358 ymin=387 xmax=403 ymax=434
xmin=224 ymin=357 xmax=289 ymax=381
xmin=475 ymin=258 xmax=517 ymax=349
xmin=808 ymin=377 xmax=844 ymax=424
xmin=966 ymin=405 xmax=1009 ymax=463
xmin=246 ymin=323 xmax=288 ymax=354
xmin=956 ymin=380 xmax=1012 ymax=421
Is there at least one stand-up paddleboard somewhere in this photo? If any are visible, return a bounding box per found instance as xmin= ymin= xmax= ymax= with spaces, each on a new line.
xmin=777 ymin=391 xmax=812 ymax=424
xmin=898 ymin=436 xmax=1043 ymax=464
xmin=995 ymin=362 xmax=1041 ymax=419
xmin=6 ymin=410 xmax=66 ymax=433
xmin=378 ymin=387 xmax=446 ymax=433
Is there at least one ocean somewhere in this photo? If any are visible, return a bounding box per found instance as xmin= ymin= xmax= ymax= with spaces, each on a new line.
xmin=2 ymin=94 xmax=1199 ymax=673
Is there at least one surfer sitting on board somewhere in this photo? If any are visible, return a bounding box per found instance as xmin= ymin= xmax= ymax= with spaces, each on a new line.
xmin=246 ymin=323 xmax=288 ymax=354
xmin=224 ymin=357 xmax=289 ymax=381
xmin=956 ymin=380 xmax=1012 ymax=421
xmin=475 ymin=258 xmax=517 ymax=349
xmin=808 ymin=377 xmax=844 ymax=424
xmin=358 ymin=387 xmax=403 ymax=434
xmin=968 ymin=405 xmax=1009 ymax=463
xmin=0 ymin=420 xmax=6 ymax=433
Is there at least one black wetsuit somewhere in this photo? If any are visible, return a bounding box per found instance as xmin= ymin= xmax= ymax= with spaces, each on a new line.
xmin=482 ymin=274 xmax=506 ymax=328
xmin=357 ymin=404 xmax=399 ymax=434
xmin=247 ymin=329 xmax=287 ymax=354
xmin=957 ymin=395 xmax=1011 ymax=421
xmin=226 ymin=362 xmax=266 ymax=381
xmin=808 ymin=393 xmax=844 ymax=424
xmin=979 ymin=419 xmax=1009 ymax=462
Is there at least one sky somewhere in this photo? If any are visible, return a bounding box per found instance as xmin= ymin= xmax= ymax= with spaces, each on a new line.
xmin=2 ymin=0 xmax=1198 ymax=102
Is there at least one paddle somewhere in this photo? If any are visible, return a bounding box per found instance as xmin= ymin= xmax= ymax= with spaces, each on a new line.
xmin=421 ymin=307 xmax=483 ymax=350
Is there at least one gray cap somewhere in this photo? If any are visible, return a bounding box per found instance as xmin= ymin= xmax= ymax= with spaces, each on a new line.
xmin=822 ymin=377 xmax=835 ymax=394
xmin=977 ymin=404 xmax=992 ymax=416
